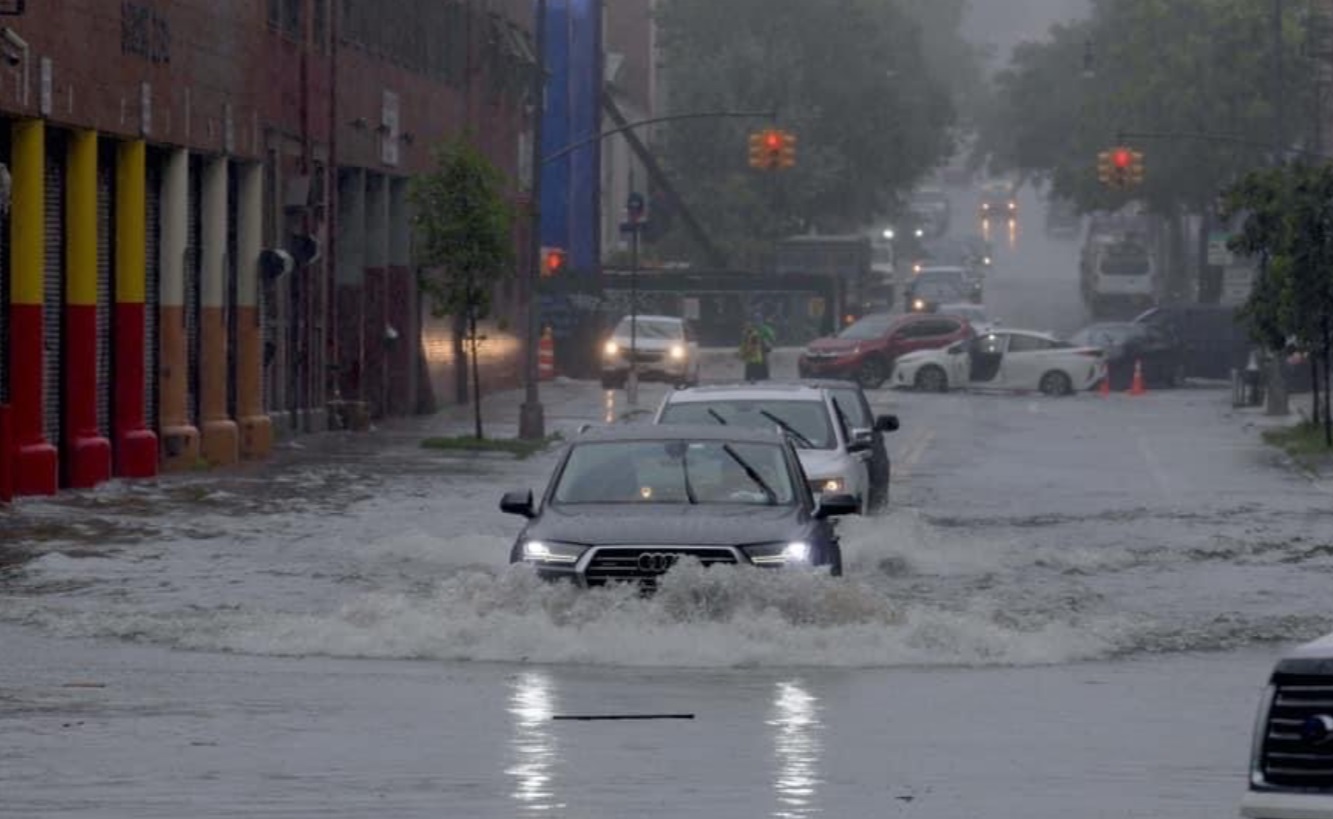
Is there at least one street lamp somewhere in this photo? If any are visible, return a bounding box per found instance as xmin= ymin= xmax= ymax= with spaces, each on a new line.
xmin=519 ymin=0 xmax=548 ymax=440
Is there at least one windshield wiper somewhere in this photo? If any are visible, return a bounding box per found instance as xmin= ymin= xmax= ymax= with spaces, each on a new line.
xmin=722 ymin=445 xmax=778 ymax=505
xmin=681 ymin=449 xmax=699 ymax=504
xmin=706 ymin=408 xmax=728 ymax=425
xmin=759 ymin=410 xmax=816 ymax=449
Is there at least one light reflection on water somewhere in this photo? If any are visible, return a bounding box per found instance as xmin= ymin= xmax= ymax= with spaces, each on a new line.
xmin=769 ymin=679 xmax=824 ymax=817
xmin=505 ymin=671 xmax=566 ymax=813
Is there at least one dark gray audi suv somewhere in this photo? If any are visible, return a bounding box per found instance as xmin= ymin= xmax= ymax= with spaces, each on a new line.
xmin=499 ymin=425 xmax=857 ymax=587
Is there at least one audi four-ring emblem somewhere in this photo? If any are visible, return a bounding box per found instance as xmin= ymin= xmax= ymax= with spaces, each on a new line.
xmin=637 ymin=552 xmax=681 ymax=572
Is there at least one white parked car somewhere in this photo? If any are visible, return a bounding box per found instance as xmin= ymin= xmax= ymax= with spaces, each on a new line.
xmin=1241 ymin=632 xmax=1333 ymax=818
xmin=892 ymin=328 xmax=1106 ymax=396
xmin=601 ymin=314 xmax=700 ymax=390
xmin=652 ymin=383 xmax=872 ymax=514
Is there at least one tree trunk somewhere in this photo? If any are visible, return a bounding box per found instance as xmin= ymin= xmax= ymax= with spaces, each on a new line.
xmin=453 ymin=312 xmax=469 ymax=406
xmin=470 ymin=304 xmax=484 ymax=441
xmin=1312 ymin=353 xmax=1322 ymax=427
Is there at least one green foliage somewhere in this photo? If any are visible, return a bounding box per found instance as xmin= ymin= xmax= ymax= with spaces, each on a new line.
xmin=409 ymin=135 xmax=517 ymax=440
xmin=653 ymin=0 xmax=961 ymax=267
xmin=1223 ymin=162 xmax=1333 ymax=447
xmin=420 ymin=433 xmax=563 ymax=460
xmin=409 ymin=135 xmax=516 ymax=321
xmin=977 ymin=0 xmax=1317 ymax=217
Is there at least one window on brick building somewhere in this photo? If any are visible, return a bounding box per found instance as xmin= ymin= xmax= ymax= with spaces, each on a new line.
xmin=282 ymin=0 xmax=302 ymax=38
xmin=313 ymin=0 xmax=328 ymax=50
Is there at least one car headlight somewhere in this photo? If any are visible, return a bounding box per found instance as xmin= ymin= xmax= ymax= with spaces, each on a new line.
xmin=1008 ymin=201 xmax=1017 ymax=210
xmin=520 ymin=540 xmax=585 ymax=564
xmin=912 ymin=298 xmax=926 ymax=311
xmin=982 ymin=256 xmax=992 ymax=265
xmin=810 ymin=477 xmax=845 ymax=494
xmin=604 ymin=341 xmax=619 ymax=357
xmin=669 ymin=344 xmax=686 ymax=360
xmin=743 ymin=541 xmax=813 ymax=566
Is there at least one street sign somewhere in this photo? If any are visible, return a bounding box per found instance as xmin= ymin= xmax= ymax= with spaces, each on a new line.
xmin=626 ymin=191 xmax=645 ymax=222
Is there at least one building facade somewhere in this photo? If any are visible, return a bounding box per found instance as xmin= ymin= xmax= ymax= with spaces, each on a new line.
xmin=0 ymin=0 xmax=535 ymax=496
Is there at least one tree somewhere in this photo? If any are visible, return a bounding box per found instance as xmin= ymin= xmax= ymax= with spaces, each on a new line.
xmin=1223 ymin=162 xmax=1333 ymax=446
xmin=409 ymin=135 xmax=516 ymax=440
xmin=975 ymin=0 xmax=1317 ymax=298
xmin=652 ymin=0 xmax=957 ymax=269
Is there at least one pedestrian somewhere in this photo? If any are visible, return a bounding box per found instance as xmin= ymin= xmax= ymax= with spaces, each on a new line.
xmin=752 ymin=311 xmax=776 ymax=380
xmin=739 ymin=322 xmax=766 ymax=381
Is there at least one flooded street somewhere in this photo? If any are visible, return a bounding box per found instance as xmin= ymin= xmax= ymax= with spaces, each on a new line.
xmin=2 ymin=187 xmax=1331 ymax=818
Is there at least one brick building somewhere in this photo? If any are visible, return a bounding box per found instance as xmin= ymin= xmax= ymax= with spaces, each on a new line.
xmin=0 ymin=0 xmax=535 ymax=496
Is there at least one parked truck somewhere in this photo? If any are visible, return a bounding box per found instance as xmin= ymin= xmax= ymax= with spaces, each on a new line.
xmin=1080 ymin=211 xmax=1158 ymax=319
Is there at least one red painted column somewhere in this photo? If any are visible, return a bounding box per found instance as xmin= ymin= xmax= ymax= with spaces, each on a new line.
xmin=10 ymin=119 xmax=57 ymax=496
xmin=114 ymin=140 xmax=159 ymax=477
xmin=63 ymin=130 xmax=112 ymax=488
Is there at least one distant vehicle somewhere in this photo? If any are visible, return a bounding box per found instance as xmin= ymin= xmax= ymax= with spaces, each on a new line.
xmin=600 ymin=314 xmax=700 ymax=390
xmin=798 ymin=311 xmax=973 ymax=389
xmin=937 ymin=303 xmax=998 ymax=335
xmin=1133 ymin=304 xmax=1252 ymax=381
xmin=920 ymin=236 xmax=992 ymax=273
xmin=909 ymin=187 xmax=952 ymax=237
xmin=500 ymin=425 xmax=857 ymax=587
xmin=892 ymin=329 xmax=1106 ymax=396
xmin=782 ymin=379 xmax=900 ymax=511
xmin=1080 ymin=234 xmax=1156 ymax=317
xmin=978 ymin=181 xmax=1018 ymax=220
xmin=1239 ymin=629 xmax=1333 ymax=819
xmin=1045 ymin=197 xmax=1081 ymax=237
xmin=908 ymin=266 xmax=982 ymax=308
xmin=1067 ymin=321 xmax=1184 ymax=389
xmin=654 ymin=383 xmax=873 ymax=513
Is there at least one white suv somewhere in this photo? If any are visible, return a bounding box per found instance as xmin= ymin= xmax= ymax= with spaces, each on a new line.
xmin=601 ymin=314 xmax=700 ymax=389
xmin=652 ymin=383 xmax=872 ymax=513
xmin=1242 ymin=632 xmax=1333 ymax=818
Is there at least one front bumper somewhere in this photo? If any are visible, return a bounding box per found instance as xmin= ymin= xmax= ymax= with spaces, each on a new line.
xmin=798 ymin=355 xmax=861 ymax=378
xmin=603 ymin=354 xmax=689 ymax=379
xmin=1241 ymin=790 xmax=1333 ymax=819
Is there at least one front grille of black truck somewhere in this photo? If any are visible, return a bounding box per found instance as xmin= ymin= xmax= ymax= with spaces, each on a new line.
xmin=1260 ymin=675 xmax=1333 ymax=789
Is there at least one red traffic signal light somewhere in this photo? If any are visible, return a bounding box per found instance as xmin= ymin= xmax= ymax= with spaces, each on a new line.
xmin=541 ymin=247 xmax=566 ymax=277
xmin=1113 ymin=148 xmax=1132 ymax=169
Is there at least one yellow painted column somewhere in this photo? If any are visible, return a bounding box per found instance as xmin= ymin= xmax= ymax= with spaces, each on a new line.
xmin=62 ymin=130 xmax=112 ymax=488
xmin=9 ymin=120 xmax=58 ymax=496
xmin=236 ymin=162 xmax=271 ymax=459
xmin=199 ymin=156 xmax=238 ymax=466
xmin=113 ymin=140 xmax=159 ymax=477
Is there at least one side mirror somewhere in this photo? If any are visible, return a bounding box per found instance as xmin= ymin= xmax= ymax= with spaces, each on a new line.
xmin=815 ymin=493 xmax=860 ymax=518
xmin=500 ymin=489 xmax=536 ymax=518
xmin=874 ymin=414 xmax=900 ymax=433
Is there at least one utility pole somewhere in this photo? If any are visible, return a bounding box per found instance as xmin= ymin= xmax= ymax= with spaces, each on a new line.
xmin=624 ymin=182 xmax=645 ymax=407
xmin=519 ymin=0 xmax=547 ymax=440
xmin=1268 ymin=0 xmax=1292 ymax=416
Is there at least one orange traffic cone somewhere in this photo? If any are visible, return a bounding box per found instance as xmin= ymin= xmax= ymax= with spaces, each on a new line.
xmin=538 ymin=327 xmax=556 ymax=381
xmin=1129 ymin=359 xmax=1146 ymax=396
xmin=1098 ymin=374 xmax=1111 ymax=397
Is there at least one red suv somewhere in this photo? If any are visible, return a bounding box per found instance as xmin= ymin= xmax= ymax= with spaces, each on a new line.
xmin=797 ymin=312 xmax=975 ymax=389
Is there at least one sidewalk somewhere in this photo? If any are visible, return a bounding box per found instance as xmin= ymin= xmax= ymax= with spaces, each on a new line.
xmin=1225 ymin=391 xmax=1333 ymax=488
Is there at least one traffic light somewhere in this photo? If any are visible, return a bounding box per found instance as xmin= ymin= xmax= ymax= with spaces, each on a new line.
xmin=778 ymin=131 xmax=796 ymax=169
xmin=747 ymin=129 xmax=794 ymax=170
xmin=1127 ymin=150 xmax=1144 ymax=186
xmin=541 ymin=247 xmax=566 ymax=277
xmin=748 ymin=131 xmax=767 ymax=169
xmin=1097 ymin=150 xmax=1114 ymax=185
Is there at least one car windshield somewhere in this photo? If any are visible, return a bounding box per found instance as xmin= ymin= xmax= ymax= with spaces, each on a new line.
xmin=551 ymin=440 xmax=796 ymax=506
xmin=836 ymin=314 xmax=896 ymax=340
xmin=918 ymin=269 xmax=966 ymax=285
xmin=912 ymin=281 xmax=965 ymax=300
xmin=615 ymin=318 xmax=682 ymax=340
xmin=659 ymin=399 xmax=837 ymax=450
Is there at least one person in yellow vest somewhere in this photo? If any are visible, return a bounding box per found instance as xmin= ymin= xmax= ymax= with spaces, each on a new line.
xmin=738 ymin=312 xmax=776 ymax=381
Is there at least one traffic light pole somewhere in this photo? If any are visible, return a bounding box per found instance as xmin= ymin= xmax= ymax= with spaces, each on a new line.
xmin=519 ymin=0 xmax=547 ymax=441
